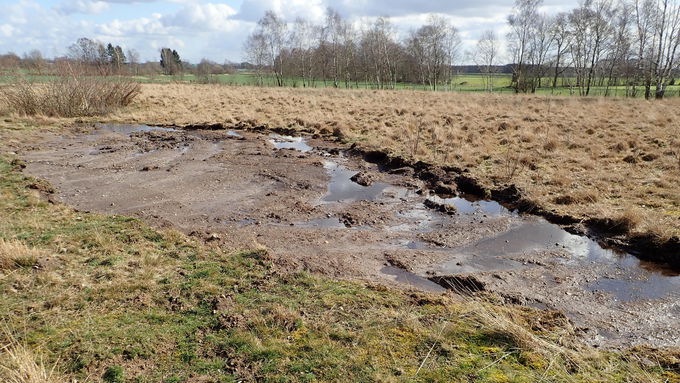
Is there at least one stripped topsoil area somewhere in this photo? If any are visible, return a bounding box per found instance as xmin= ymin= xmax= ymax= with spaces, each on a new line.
xmin=18 ymin=123 xmax=680 ymax=349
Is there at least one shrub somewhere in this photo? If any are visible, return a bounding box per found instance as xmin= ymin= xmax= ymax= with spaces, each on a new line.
xmin=0 ymin=66 xmax=140 ymax=117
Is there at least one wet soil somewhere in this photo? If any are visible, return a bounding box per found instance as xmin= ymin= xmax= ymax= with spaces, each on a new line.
xmin=18 ymin=123 xmax=680 ymax=348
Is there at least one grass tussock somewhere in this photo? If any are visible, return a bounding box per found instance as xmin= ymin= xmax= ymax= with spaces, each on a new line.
xmin=0 ymin=334 xmax=62 ymax=383
xmin=0 ymin=70 xmax=139 ymax=118
xmin=0 ymin=238 xmax=41 ymax=271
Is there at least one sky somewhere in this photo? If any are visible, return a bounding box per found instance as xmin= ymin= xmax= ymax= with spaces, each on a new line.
xmin=0 ymin=0 xmax=576 ymax=64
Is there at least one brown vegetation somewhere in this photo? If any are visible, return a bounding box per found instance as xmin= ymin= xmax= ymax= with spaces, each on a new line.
xmin=0 ymin=67 xmax=140 ymax=117
xmin=105 ymin=84 xmax=680 ymax=241
xmin=0 ymin=239 xmax=41 ymax=271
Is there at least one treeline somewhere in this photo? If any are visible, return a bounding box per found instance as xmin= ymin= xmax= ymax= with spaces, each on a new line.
xmin=244 ymin=11 xmax=461 ymax=90
xmin=0 ymin=38 xmax=245 ymax=79
xmin=508 ymin=0 xmax=680 ymax=99
xmin=245 ymin=0 xmax=680 ymax=98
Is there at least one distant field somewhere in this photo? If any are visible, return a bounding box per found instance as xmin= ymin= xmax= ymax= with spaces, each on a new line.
xmin=3 ymin=71 xmax=679 ymax=98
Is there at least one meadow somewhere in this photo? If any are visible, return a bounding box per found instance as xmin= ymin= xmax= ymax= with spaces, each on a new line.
xmin=3 ymin=71 xmax=680 ymax=98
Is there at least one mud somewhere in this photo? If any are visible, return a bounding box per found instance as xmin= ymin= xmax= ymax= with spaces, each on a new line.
xmin=17 ymin=123 xmax=680 ymax=349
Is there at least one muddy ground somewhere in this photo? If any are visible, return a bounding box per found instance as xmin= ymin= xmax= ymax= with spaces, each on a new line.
xmin=18 ymin=124 xmax=680 ymax=349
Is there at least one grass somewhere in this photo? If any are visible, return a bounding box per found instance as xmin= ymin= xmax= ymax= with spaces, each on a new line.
xmin=0 ymin=74 xmax=140 ymax=117
xmin=3 ymin=72 xmax=679 ymax=98
xmin=0 ymin=141 xmax=677 ymax=381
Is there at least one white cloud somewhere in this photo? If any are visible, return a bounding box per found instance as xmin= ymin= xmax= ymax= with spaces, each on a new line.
xmin=57 ymin=0 xmax=110 ymax=15
xmin=162 ymin=3 xmax=239 ymax=32
xmin=238 ymin=0 xmax=326 ymax=22
xmin=0 ymin=24 xmax=16 ymax=37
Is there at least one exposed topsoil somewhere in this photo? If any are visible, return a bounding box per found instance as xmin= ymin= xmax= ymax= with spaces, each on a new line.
xmin=17 ymin=123 xmax=680 ymax=349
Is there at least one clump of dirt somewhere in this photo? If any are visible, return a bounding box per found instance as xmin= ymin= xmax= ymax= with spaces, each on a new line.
xmin=350 ymin=171 xmax=375 ymax=186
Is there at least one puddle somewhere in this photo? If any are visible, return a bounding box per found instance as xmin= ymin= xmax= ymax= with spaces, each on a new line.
xmin=227 ymin=130 xmax=243 ymax=138
xmin=427 ymin=194 xmax=515 ymax=216
xmin=322 ymin=161 xmax=389 ymax=203
xmin=380 ymin=266 xmax=446 ymax=293
xmin=448 ymin=220 xmax=620 ymax=261
xmin=588 ymin=275 xmax=680 ymax=302
xmin=393 ymin=239 xmax=431 ymax=250
xmin=269 ymin=134 xmax=312 ymax=152
xmin=436 ymin=216 xmax=680 ymax=302
xmin=97 ymin=124 xmax=177 ymax=135
xmin=294 ymin=217 xmax=347 ymax=229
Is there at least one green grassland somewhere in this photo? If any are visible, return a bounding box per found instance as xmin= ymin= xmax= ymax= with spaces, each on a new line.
xmin=1 ymin=125 xmax=678 ymax=382
xmin=3 ymin=71 xmax=679 ymax=97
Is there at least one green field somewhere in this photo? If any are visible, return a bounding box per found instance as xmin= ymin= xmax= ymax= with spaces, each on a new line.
xmin=2 ymin=71 xmax=679 ymax=98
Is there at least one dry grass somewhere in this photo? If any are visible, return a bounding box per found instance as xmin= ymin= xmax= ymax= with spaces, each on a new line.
xmin=0 ymin=238 xmax=42 ymax=271
xmin=98 ymin=84 xmax=679 ymax=240
xmin=0 ymin=75 xmax=139 ymax=118
xmin=0 ymin=333 xmax=63 ymax=383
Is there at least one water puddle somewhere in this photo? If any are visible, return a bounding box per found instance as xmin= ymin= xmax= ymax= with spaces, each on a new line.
xmin=447 ymin=220 xmax=619 ymax=261
xmin=435 ymin=216 xmax=680 ymax=302
xmin=393 ymin=239 xmax=431 ymax=250
xmin=96 ymin=124 xmax=177 ymax=135
xmin=426 ymin=194 xmax=516 ymax=216
xmin=322 ymin=161 xmax=389 ymax=203
xmin=237 ymin=219 xmax=257 ymax=226
xmin=294 ymin=217 xmax=347 ymax=229
xmin=588 ymin=274 xmax=680 ymax=302
xmin=269 ymin=134 xmax=312 ymax=152
xmin=380 ymin=266 xmax=446 ymax=293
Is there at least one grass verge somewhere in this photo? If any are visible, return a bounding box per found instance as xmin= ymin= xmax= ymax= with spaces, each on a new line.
xmin=0 ymin=151 xmax=678 ymax=381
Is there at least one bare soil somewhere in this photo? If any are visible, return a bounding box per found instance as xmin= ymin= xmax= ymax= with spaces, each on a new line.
xmin=18 ymin=124 xmax=680 ymax=349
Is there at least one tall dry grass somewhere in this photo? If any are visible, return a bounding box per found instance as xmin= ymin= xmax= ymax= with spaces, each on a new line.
xmin=0 ymin=65 xmax=139 ymax=118
xmin=0 ymin=332 xmax=63 ymax=383
xmin=0 ymin=238 xmax=41 ymax=271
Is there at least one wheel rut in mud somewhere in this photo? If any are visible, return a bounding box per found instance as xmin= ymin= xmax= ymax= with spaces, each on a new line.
xmin=19 ymin=123 xmax=680 ymax=348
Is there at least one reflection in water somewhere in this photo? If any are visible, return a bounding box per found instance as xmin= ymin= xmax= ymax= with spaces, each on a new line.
xmin=428 ymin=194 xmax=516 ymax=216
xmin=269 ymin=134 xmax=313 ymax=152
xmin=321 ymin=161 xmax=388 ymax=203
xmin=588 ymin=275 xmax=680 ymax=302
xmin=437 ymin=217 xmax=680 ymax=302
xmin=295 ymin=217 xmax=347 ymax=229
xmin=97 ymin=124 xmax=177 ymax=134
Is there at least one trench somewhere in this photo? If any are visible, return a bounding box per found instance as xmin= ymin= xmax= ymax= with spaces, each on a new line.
xmin=19 ymin=123 xmax=680 ymax=348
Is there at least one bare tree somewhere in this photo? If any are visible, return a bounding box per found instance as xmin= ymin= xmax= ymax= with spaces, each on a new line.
xmin=475 ymin=30 xmax=500 ymax=91
xmin=23 ymin=50 xmax=46 ymax=75
xmin=568 ymin=0 xmax=616 ymax=96
xmin=289 ymin=17 xmax=316 ymax=87
xmin=507 ymin=0 xmax=542 ymax=92
xmin=406 ymin=15 xmax=460 ymax=91
xmin=549 ymin=13 xmax=572 ymax=89
xmin=244 ymin=31 xmax=269 ymax=85
xmin=650 ymin=0 xmax=680 ymax=98
xmin=360 ymin=17 xmax=400 ymax=89
xmin=126 ymin=49 xmax=140 ymax=76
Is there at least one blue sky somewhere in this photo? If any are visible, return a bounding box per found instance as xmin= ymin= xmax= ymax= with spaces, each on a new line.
xmin=0 ymin=0 xmax=575 ymax=63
